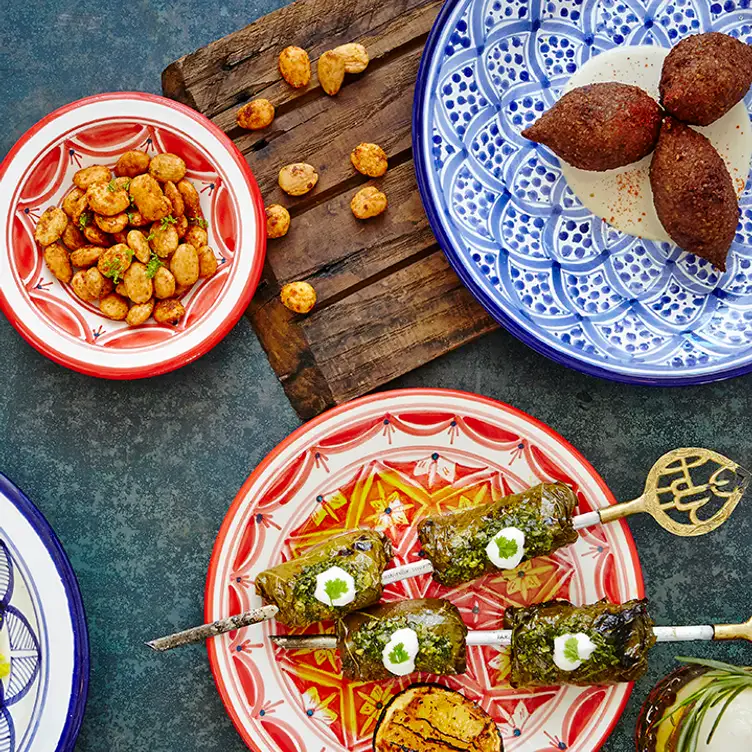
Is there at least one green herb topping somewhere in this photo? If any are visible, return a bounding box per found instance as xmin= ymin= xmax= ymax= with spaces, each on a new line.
xmin=145 ymin=254 xmax=163 ymax=279
xmin=323 ymin=578 xmax=349 ymax=605
xmin=388 ymin=642 xmax=410 ymax=664
xmin=78 ymin=213 xmax=89 ymax=230
xmin=657 ymin=657 xmax=752 ymax=752
xmin=189 ymin=216 xmax=208 ymax=229
xmin=495 ymin=534 xmax=519 ymax=560
xmin=563 ymin=636 xmax=580 ymax=664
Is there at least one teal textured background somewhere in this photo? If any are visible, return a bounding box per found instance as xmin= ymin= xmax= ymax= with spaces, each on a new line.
xmin=1 ymin=2 xmax=751 ymax=750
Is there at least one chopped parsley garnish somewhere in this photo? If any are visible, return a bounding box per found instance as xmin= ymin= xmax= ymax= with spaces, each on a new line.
xmin=563 ymin=637 xmax=580 ymax=664
xmin=106 ymin=178 xmax=118 ymax=192
xmin=189 ymin=216 xmax=208 ymax=229
xmin=147 ymin=215 xmax=177 ymax=242
xmin=388 ymin=642 xmax=409 ymax=664
xmin=78 ymin=213 xmax=89 ymax=230
xmin=145 ymin=254 xmax=163 ymax=279
xmin=323 ymin=578 xmax=348 ymax=605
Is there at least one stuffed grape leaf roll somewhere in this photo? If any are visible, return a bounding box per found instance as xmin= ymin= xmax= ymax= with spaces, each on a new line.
xmin=505 ymin=598 xmax=656 ymax=687
xmin=255 ymin=529 xmax=393 ymax=627
xmin=337 ymin=598 xmax=467 ymax=680
xmin=418 ymin=483 xmax=579 ymax=587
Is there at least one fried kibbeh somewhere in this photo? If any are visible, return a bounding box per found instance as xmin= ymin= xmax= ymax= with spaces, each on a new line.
xmin=650 ymin=117 xmax=738 ymax=270
xmin=522 ymin=82 xmax=662 ymax=171
xmin=660 ymin=32 xmax=752 ymax=126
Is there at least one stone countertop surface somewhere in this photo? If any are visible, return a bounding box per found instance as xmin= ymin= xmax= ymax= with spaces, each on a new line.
xmin=1 ymin=2 xmax=751 ymax=750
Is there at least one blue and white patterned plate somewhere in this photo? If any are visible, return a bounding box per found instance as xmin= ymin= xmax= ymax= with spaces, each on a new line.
xmin=0 ymin=474 xmax=88 ymax=752
xmin=414 ymin=0 xmax=752 ymax=384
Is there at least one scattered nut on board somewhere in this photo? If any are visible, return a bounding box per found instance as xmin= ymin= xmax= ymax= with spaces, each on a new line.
xmin=351 ymin=186 xmax=387 ymax=219
xmin=333 ymin=43 xmax=369 ymax=73
xmin=266 ymin=205 xmax=291 ymax=238
xmin=279 ymin=46 xmax=311 ymax=88
xmin=237 ymin=99 xmax=275 ymax=130
xmin=279 ymin=163 xmax=319 ymax=196
xmin=350 ymin=143 xmax=388 ymax=177
xmin=281 ymin=281 xmax=316 ymax=313
xmin=318 ymin=50 xmax=346 ymax=96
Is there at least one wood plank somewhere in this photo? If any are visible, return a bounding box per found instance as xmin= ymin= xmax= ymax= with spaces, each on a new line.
xmin=164 ymin=0 xmax=499 ymax=419
xmin=268 ymin=160 xmax=434 ymax=302
xmin=162 ymin=0 xmax=440 ymax=120
xmin=299 ymin=251 xmax=498 ymax=405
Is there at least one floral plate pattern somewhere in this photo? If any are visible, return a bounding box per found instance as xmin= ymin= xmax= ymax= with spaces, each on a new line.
xmin=0 ymin=92 xmax=265 ymax=379
xmin=0 ymin=474 xmax=88 ymax=752
xmin=413 ymin=0 xmax=752 ymax=384
xmin=207 ymin=389 xmax=644 ymax=752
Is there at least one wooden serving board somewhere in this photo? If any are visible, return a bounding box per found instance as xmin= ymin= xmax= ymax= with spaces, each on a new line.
xmin=162 ymin=0 xmax=497 ymax=419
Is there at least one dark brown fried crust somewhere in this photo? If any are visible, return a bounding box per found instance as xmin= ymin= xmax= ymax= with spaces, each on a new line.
xmin=521 ymin=82 xmax=662 ymax=171
xmin=660 ymin=32 xmax=752 ymax=126
xmin=650 ymin=117 xmax=738 ymax=270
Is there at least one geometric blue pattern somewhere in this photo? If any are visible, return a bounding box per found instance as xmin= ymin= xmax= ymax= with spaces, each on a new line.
xmin=0 ymin=542 xmax=41 ymax=752
xmin=414 ymin=0 xmax=752 ymax=383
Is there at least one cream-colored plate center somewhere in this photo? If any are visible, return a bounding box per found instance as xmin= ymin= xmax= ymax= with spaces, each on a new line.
xmin=560 ymin=46 xmax=752 ymax=242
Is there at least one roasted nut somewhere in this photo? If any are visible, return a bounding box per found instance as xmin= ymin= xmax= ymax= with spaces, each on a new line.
xmin=153 ymin=266 xmax=176 ymax=299
xmin=154 ymin=298 xmax=186 ymax=324
xmin=266 ymin=204 xmax=291 ymax=238
xmin=170 ymin=243 xmax=200 ymax=286
xmin=237 ymin=99 xmax=275 ymax=130
xmin=113 ymin=177 xmax=132 ymax=190
xmin=350 ymin=143 xmax=388 ymax=177
xmin=99 ymin=292 xmax=129 ymax=320
xmin=123 ymin=261 xmax=153 ymax=304
xmin=61 ymin=222 xmax=87 ymax=251
xmin=149 ymin=153 xmax=187 ymax=183
xmin=198 ymin=246 xmax=218 ymax=278
xmin=333 ymin=42 xmax=369 ymax=73
xmin=73 ymin=165 xmax=112 ymax=191
xmin=127 ymin=229 xmax=151 ymax=263
xmin=44 ymin=242 xmax=73 ymax=283
xmin=95 ymin=212 xmax=129 ymax=234
xmin=177 ymin=179 xmax=203 ymax=219
xmin=98 ymin=244 xmax=133 ymax=283
xmin=149 ymin=220 xmax=180 ymax=257
xmin=114 ymin=150 xmax=150 ymax=178
xmin=82 ymin=222 xmax=111 ymax=247
xmin=281 ymin=281 xmax=316 ymax=314
xmin=130 ymin=174 xmax=172 ymax=222
xmin=126 ymin=298 xmax=155 ymax=326
xmin=279 ymin=46 xmax=311 ymax=88
xmin=163 ymin=181 xmax=185 ymax=217
xmin=350 ymin=186 xmax=387 ymax=219
xmin=183 ymin=224 xmax=208 ymax=249
xmin=318 ymin=50 xmax=345 ymax=96
xmin=35 ymin=207 xmax=68 ymax=246
xmin=70 ymin=245 xmax=103 ymax=268
xmin=125 ymin=209 xmax=149 ymax=227
xmin=62 ymin=187 xmax=88 ymax=221
xmin=278 ymin=163 xmax=318 ymax=196
xmin=71 ymin=270 xmax=95 ymax=302
xmin=84 ymin=267 xmax=111 ymax=299
xmin=111 ymin=230 xmax=129 ymax=245
xmin=175 ymin=214 xmax=188 ymax=238
xmin=86 ymin=182 xmax=130 ymax=216
xmin=115 ymin=281 xmax=128 ymax=297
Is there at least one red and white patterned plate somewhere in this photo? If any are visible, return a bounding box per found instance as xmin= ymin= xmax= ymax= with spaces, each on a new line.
xmin=0 ymin=92 xmax=265 ymax=378
xmin=207 ymin=389 xmax=644 ymax=752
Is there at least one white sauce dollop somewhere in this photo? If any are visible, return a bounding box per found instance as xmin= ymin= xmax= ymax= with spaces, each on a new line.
xmin=485 ymin=526 xmax=526 ymax=569
xmin=313 ymin=565 xmax=356 ymax=607
xmin=553 ymin=632 xmax=597 ymax=672
xmin=382 ymin=627 xmax=420 ymax=676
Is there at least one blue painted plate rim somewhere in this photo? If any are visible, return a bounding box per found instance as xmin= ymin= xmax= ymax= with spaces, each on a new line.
xmin=412 ymin=0 xmax=752 ymax=386
xmin=0 ymin=473 xmax=89 ymax=752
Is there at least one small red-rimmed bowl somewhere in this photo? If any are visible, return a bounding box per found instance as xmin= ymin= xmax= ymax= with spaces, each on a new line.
xmin=0 ymin=92 xmax=266 ymax=379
